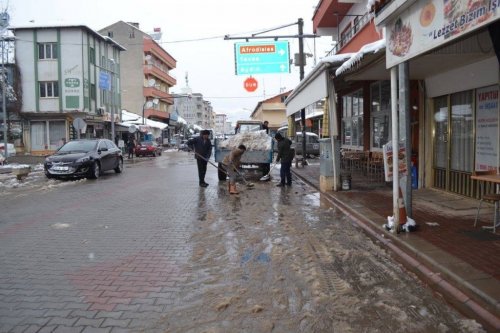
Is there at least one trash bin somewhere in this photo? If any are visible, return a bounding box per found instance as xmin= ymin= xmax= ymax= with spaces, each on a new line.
xmin=340 ymin=172 xmax=352 ymax=190
xmin=319 ymin=139 xmax=333 ymax=177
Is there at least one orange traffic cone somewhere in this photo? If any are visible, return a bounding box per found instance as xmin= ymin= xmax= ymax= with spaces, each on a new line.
xmin=398 ymin=188 xmax=408 ymax=225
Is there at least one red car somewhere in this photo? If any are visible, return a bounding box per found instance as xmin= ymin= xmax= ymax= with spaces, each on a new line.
xmin=135 ymin=141 xmax=162 ymax=157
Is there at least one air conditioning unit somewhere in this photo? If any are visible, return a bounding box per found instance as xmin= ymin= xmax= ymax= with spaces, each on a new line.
xmin=97 ymin=107 xmax=105 ymax=115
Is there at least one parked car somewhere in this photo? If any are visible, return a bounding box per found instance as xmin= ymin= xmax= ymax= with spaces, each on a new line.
xmin=293 ymin=132 xmax=320 ymax=156
xmin=135 ymin=141 xmax=162 ymax=157
xmin=44 ymin=139 xmax=123 ymax=179
xmin=179 ymin=139 xmax=189 ymax=151
xmin=0 ymin=142 xmax=16 ymax=157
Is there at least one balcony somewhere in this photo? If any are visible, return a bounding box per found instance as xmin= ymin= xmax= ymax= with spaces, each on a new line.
xmin=143 ymin=64 xmax=176 ymax=87
xmin=144 ymin=108 xmax=170 ymax=121
xmin=143 ymin=87 xmax=174 ymax=104
xmin=143 ymin=39 xmax=176 ymax=69
xmin=326 ymin=12 xmax=374 ymax=55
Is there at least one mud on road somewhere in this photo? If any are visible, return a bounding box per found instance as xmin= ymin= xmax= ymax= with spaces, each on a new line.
xmin=150 ymin=172 xmax=483 ymax=333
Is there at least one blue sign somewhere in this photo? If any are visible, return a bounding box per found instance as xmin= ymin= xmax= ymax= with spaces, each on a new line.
xmin=99 ymin=72 xmax=111 ymax=91
xmin=234 ymin=41 xmax=290 ymax=75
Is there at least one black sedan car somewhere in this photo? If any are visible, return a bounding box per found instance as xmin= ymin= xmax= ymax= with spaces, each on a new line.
xmin=44 ymin=139 xmax=123 ymax=179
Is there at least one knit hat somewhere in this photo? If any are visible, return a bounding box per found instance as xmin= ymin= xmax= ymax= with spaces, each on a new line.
xmin=274 ymin=133 xmax=283 ymax=140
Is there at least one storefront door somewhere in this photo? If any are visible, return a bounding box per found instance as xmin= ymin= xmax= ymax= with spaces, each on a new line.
xmin=433 ymin=91 xmax=474 ymax=196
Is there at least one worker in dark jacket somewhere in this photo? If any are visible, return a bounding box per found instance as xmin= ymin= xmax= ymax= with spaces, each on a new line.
xmin=187 ymin=130 xmax=213 ymax=187
xmin=274 ymin=132 xmax=294 ymax=187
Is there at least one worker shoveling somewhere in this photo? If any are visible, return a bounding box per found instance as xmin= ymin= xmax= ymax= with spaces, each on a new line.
xmin=190 ymin=149 xmax=255 ymax=189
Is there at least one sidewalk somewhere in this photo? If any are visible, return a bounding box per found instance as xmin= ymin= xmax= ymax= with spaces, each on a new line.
xmin=292 ymin=161 xmax=500 ymax=332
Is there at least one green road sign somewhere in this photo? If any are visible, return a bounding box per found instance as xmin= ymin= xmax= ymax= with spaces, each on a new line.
xmin=234 ymin=41 xmax=290 ymax=75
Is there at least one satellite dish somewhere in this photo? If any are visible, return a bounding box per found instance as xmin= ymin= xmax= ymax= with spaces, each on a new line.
xmin=152 ymin=98 xmax=159 ymax=105
xmin=145 ymin=101 xmax=154 ymax=108
xmin=145 ymin=54 xmax=152 ymax=62
xmin=147 ymin=79 xmax=156 ymax=87
xmin=128 ymin=124 xmax=137 ymax=133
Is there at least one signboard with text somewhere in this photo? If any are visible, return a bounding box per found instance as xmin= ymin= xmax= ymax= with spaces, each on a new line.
xmin=386 ymin=0 xmax=500 ymax=68
xmin=475 ymin=85 xmax=499 ymax=171
xmin=234 ymin=41 xmax=290 ymax=75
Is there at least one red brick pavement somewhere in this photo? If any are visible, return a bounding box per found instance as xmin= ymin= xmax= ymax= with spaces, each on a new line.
xmin=292 ymin=162 xmax=500 ymax=329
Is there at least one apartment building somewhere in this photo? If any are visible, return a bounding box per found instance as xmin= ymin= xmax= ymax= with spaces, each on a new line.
xmin=11 ymin=24 xmax=125 ymax=154
xmin=99 ymin=21 xmax=176 ymax=139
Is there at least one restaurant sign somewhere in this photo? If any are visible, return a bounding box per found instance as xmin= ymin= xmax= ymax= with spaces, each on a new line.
xmin=386 ymin=0 xmax=500 ymax=68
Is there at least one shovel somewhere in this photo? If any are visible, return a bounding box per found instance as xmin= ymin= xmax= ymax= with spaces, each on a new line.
xmin=190 ymin=149 xmax=254 ymax=187
xmin=259 ymin=163 xmax=277 ymax=181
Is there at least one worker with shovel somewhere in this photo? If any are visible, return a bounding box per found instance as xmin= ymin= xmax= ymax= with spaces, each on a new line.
xmin=187 ymin=130 xmax=212 ymax=187
xmin=222 ymin=144 xmax=247 ymax=194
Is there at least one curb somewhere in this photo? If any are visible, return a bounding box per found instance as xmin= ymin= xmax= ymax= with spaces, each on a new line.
xmin=292 ymin=170 xmax=500 ymax=332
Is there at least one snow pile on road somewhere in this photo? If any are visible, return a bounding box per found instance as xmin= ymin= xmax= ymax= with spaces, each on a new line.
xmin=218 ymin=131 xmax=272 ymax=151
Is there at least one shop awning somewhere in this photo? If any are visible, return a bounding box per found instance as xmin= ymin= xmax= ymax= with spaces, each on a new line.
xmin=285 ymin=53 xmax=353 ymax=117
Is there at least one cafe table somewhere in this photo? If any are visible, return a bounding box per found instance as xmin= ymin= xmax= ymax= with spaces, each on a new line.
xmin=470 ymin=172 xmax=500 ymax=232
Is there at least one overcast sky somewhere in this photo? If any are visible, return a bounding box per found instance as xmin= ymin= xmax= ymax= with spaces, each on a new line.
xmin=8 ymin=0 xmax=334 ymax=123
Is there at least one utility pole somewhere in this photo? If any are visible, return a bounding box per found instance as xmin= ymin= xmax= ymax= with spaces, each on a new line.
xmin=298 ymin=18 xmax=307 ymax=166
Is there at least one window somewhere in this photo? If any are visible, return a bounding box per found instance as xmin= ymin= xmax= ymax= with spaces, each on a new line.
xmin=341 ymin=89 xmax=363 ymax=148
xmin=107 ymin=31 xmax=114 ymax=38
xmin=90 ymin=84 xmax=96 ymax=100
xmin=38 ymin=43 xmax=58 ymax=60
xmin=371 ymin=81 xmax=391 ymax=149
xmin=39 ymin=81 xmax=59 ymax=98
xmin=89 ymin=47 xmax=95 ymax=64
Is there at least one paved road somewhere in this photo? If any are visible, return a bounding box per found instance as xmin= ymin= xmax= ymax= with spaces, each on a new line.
xmin=0 ymin=151 xmax=485 ymax=332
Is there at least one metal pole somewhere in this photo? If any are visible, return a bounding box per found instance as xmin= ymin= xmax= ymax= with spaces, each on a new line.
xmin=110 ymin=62 xmax=115 ymax=141
xmin=298 ymin=18 xmax=306 ymax=166
xmin=391 ymin=66 xmax=399 ymax=233
xmin=1 ymin=36 xmax=7 ymax=158
xmin=399 ymin=62 xmax=411 ymax=217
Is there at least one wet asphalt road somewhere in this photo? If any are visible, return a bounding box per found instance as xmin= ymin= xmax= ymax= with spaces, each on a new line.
xmin=0 ymin=150 xmax=485 ymax=332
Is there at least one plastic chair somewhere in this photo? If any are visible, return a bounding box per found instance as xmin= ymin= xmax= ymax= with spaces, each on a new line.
xmin=473 ymin=170 xmax=500 ymax=233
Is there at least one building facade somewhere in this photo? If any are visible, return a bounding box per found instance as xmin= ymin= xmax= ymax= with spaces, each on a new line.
xmin=12 ymin=24 xmax=125 ymax=154
xmin=286 ymin=0 xmax=499 ymax=200
xmin=99 ymin=21 xmax=177 ymax=140
xmin=250 ymin=91 xmax=291 ymax=132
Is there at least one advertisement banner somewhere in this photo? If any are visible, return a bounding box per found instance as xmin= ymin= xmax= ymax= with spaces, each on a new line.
xmin=475 ymin=85 xmax=499 ymax=171
xmin=386 ymin=0 xmax=500 ymax=68
xmin=383 ymin=141 xmax=408 ymax=182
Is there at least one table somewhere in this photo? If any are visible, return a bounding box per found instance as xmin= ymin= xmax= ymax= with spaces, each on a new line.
xmin=470 ymin=173 xmax=500 ymax=232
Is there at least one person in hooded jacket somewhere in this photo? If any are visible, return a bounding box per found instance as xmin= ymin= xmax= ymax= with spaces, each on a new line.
xmin=274 ymin=132 xmax=294 ymax=187
xmin=222 ymin=144 xmax=247 ymax=194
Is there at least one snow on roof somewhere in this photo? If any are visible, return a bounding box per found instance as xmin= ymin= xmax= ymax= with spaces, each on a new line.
xmin=335 ymin=39 xmax=386 ymax=77
xmin=120 ymin=110 xmax=167 ymax=130
xmin=10 ymin=23 xmax=126 ymax=51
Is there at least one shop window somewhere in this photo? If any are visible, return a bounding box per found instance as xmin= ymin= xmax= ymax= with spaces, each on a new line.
xmin=49 ymin=121 xmax=66 ymax=150
xmin=371 ymin=81 xmax=391 ymax=149
xmin=450 ymin=91 xmax=473 ymax=172
xmin=341 ymin=89 xmax=363 ymax=148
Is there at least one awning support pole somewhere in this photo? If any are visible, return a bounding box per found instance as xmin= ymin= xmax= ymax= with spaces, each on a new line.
xmin=391 ymin=66 xmax=400 ymax=233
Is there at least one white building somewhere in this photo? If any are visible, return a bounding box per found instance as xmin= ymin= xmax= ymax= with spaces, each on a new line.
xmin=11 ymin=24 xmax=125 ymax=154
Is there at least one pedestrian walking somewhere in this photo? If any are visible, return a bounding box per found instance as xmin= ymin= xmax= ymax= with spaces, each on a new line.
xmin=127 ymin=137 xmax=136 ymax=159
xmin=274 ymin=132 xmax=294 ymax=187
xmin=222 ymin=144 xmax=247 ymax=194
xmin=187 ymin=130 xmax=213 ymax=187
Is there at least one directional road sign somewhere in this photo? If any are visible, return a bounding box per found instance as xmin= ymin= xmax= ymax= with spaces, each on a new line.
xmin=234 ymin=41 xmax=290 ymax=75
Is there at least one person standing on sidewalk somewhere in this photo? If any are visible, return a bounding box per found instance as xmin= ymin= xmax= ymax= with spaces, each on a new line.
xmin=187 ymin=130 xmax=212 ymax=187
xmin=127 ymin=137 xmax=136 ymax=159
xmin=222 ymin=144 xmax=247 ymax=194
xmin=274 ymin=132 xmax=294 ymax=187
